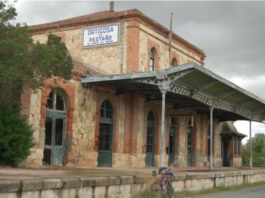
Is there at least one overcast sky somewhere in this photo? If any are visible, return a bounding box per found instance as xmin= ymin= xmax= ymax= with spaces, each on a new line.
xmin=12 ymin=1 xmax=265 ymax=143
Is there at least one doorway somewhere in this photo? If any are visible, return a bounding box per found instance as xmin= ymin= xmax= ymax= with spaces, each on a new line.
xmin=98 ymin=100 xmax=113 ymax=167
xmin=43 ymin=90 xmax=66 ymax=166
xmin=221 ymin=137 xmax=230 ymax=166
xmin=146 ymin=111 xmax=155 ymax=166
xmin=168 ymin=117 xmax=176 ymax=166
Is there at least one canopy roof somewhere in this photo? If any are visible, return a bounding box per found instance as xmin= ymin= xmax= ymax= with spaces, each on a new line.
xmin=82 ymin=62 xmax=265 ymax=123
xmin=220 ymin=121 xmax=246 ymax=137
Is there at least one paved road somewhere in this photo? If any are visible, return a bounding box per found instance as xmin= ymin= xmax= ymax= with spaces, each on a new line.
xmin=190 ymin=184 xmax=265 ymax=198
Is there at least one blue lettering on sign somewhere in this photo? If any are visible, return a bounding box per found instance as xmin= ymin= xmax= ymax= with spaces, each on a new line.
xmin=88 ymin=35 xmax=114 ymax=43
xmin=87 ymin=27 xmax=114 ymax=35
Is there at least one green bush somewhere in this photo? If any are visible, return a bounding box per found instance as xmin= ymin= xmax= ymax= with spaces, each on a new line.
xmin=0 ymin=104 xmax=35 ymax=165
xmin=242 ymin=134 xmax=265 ymax=166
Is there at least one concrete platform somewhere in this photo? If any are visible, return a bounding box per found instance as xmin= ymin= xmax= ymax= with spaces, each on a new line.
xmin=0 ymin=165 xmax=258 ymax=180
xmin=0 ymin=166 xmax=264 ymax=198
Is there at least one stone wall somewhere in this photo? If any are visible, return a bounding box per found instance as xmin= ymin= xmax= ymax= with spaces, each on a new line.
xmin=139 ymin=23 xmax=202 ymax=73
xmin=20 ymin=77 xmax=226 ymax=168
xmin=1 ymin=170 xmax=265 ymax=198
xmin=32 ymin=22 xmax=125 ymax=75
xmin=32 ymin=16 xmax=203 ymax=76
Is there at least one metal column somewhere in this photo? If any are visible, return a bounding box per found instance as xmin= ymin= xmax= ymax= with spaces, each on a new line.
xmin=249 ymin=121 xmax=252 ymax=169
xmin=160 ymin=90 xmax=166 ymax=167
xmin=209 ymin=107 xmax=214 ymax=171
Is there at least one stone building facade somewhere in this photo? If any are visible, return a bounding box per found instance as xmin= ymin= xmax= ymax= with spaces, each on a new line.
xmin=20 ymin=8 xmax=244 ymax=168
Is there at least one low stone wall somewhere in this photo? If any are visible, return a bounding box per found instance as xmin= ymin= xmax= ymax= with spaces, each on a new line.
xmin=1 ymin=170 xmax=265 ymax=198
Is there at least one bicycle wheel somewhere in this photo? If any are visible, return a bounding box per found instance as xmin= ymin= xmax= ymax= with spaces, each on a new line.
xmin=150 ymin=182 xmax=162 ymax=198
xmin=165 ymin=180 xmax=175 ymax=198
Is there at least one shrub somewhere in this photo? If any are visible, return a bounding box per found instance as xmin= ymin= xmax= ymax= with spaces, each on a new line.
xmin=0 ymin=104 xmax=35 ymax=165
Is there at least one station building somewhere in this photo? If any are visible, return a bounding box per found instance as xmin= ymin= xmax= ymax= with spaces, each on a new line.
xmin=20 ymin=4 xmax=265 ymax=169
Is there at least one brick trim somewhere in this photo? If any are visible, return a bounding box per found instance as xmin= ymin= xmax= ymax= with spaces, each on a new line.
xmin=40 ymin=78 xmax=75 ymax=165
xmin=147 ymin=39 xmax=160 ymax=71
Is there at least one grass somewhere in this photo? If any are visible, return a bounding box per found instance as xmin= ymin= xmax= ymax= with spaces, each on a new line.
xmin=132 ymin=181 xmax=265 ymax=198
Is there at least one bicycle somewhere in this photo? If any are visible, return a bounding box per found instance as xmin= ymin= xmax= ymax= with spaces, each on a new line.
xmin=151 ymin=167 xmax=175 ymax=198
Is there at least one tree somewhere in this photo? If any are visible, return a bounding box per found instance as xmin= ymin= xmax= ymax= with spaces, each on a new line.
xmin=0 ymin=104 xmax=35 ymax=165
xmin=0 ymin=0 xmax=73 ymax=107
xmin=242 ymin=133 xmax=265 ymax=165
xmin=0 ymin=0 xmax=73 ymax=165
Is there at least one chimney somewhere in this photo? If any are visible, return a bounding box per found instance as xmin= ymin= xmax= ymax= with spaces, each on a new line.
xmin=110 ymin=1 xmax=114 ymax=12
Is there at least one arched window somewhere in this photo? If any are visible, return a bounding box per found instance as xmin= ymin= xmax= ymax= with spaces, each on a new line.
xmin=146 ymin=111 xmax=155 ymax=166
xmin=98 ymin=100 xmax=113 ymax=167
xmin=150 ymin=48 xmax=155 ymax=71
xmin=46 ymin=90 xmax=65 ymax=111
xmin=172 ymin=58 xmax=177 ymax=67
xmin=44 ymin=89 xmax=66 ymax=166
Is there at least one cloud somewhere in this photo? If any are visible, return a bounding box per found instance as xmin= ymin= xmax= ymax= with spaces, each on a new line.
xmin=235 ymin=121 xmax=265 ymax=144
xmin=12 ymin=1 xmax=265 ymax=134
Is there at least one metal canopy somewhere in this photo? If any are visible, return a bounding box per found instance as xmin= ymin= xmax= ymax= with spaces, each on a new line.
xmin=82 ymin=62 xmax=265 ymax=123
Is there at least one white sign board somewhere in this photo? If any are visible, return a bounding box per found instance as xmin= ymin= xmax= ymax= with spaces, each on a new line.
xmin=83 ymin=24 xmax=120 ymax=47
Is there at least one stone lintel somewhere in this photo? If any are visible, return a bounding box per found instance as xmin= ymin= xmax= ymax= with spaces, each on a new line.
xmin=224 ymin=172 xmax=238 ymax=177
xmin=62 ymin=178 xmax=80 ymax=189
xmin=22 ymin=180 xmax=43 ymax=191
xmin=186 ymin=173 xmax=215 ymax=180
xmin=43 ymin=179 xmax=63 ymax=189
xmin=133 ymin=176 xmax=149 ymax=184
xmin=215 ymin=172 xmax=225 ymax=178
xmin=171 ymin=174 xmax=179 ymax=181
xmin=95 ymin=177 xmax=108 ymax=186
xmin=119 ymin=176 xmax=133 ymax=185
xmin=79 ymin=178 xmax=96 ymax=187
xmin=0 ymin=180 xmax=21 ymax=193
xmin=177 ymin=174 xmax=187 ymax=180
xmin=108 ymin=177 xmax=120 ymax=185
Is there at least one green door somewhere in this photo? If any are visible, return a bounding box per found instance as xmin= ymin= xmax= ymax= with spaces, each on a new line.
xmin=98 ymin=100 xmax=113 ymax=167
xmin=43 ymin=90 xmax=66 ymax=166
xmin=145 ymin=111 xmax=155 ymax=167
xmin=168 ymin=118 xmax=176 ymax=166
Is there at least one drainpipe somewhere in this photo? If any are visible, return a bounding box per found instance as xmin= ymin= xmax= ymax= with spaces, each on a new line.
xmin=120 ymin=19 xmax=124 ymax=74
xmin=249 ymin=121 xmax=252 ymax=169
xmin=209 ymin=107 xmax=214 ymax=170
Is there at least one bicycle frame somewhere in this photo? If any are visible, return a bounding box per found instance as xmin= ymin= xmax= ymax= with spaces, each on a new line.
xmin=152 ymin=168 xmax=175 ymax=198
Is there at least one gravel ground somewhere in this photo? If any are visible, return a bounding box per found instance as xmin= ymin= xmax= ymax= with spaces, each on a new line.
xmin=190 ymin=184 xmax=265 ymax=198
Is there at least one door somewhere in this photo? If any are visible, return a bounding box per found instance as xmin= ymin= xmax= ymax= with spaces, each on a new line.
xmin=146 ymin=111 xmax=155 ymax=166
xmin=168 ymin=118 xmax=176 ymax=166
xmin=222 ymin=137 xmax=230 ymax=166
xmin=98 ymin=100 xmax=113 ymax=167
xmin=43 ymin=90 xmax=66 ymax=166
xmin=187 ymin=120 xmax=193 ymax=166
xmin=98 ymin=123 xmax=113 ymax=167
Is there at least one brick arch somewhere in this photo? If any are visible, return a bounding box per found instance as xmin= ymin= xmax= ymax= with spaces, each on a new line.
xmin=169 ymin=51 xmax=180 ymax=67
xmin=94 ymin=95 xmax=118 ymax=153
xmin=40 ymin=78 xmax=75 ymax=165
xmin=147 ymin=39 xmax=160 ymax=71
